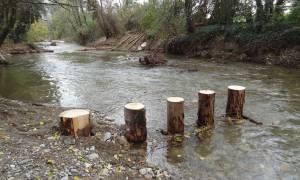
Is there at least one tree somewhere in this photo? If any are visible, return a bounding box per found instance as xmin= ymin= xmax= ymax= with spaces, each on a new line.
xmin=185 ymin=0 xmax=195 ymax=33
xmin=0 ymin=0 xmax=75 ymax=46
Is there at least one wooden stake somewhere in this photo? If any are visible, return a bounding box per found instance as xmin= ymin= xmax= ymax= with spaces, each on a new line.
xmin=226 ymin=85 xmax=246 ymax=120
xmin=197 ymin=90 xmax=215 ymax=127
xmin=124 ymin=103 xmax=147 ymax=143
xmin=59 ymin=109 xmax=91 ymax=138
xmin=167 ymin=97 xmax=184 ymax=134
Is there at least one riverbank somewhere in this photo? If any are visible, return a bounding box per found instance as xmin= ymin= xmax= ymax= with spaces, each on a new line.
xmin=0 ymin=43 xmax=53 ymax=56
xmin=0 ymin=98 xmax=171 ymax=179
xmin=167 ymin=24 xmax=300 ymax=68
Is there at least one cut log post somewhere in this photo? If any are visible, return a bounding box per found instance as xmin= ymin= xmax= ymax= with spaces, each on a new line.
xmin=167 ymin=97 xmax=184 ymax=134
xmin=226 ymin=85 xmax=246 ymax=120
xmin=197 ymin=90 xmax=215 ymax=127
xmin=59 ymin=109 xmax=91 ymax=138
xmin=124 ymin=103 xmax=147 ymax=143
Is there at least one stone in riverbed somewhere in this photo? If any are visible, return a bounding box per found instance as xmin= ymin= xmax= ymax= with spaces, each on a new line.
xmin=87 ymin=153 xmax=99 ymax=160
xmin=116 ymin=136 xmax=129 ymax=146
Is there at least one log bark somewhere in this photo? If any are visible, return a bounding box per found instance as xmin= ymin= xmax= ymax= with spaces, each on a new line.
xmin=167 ymin=97 xmax=184 ymax=134
xmin=197 ymin=90 xmax=215 ymax=127
xmin=124 ymin=103 xmax=147 ymax=143
xmin=226 ymin=85 xmax=246 ymax=120
xmin=59 ymin=109 xmax=91 ymax=138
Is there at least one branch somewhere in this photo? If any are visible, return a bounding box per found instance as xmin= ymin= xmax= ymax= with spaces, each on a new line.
xmin=18 ymin=0 xmax=78 ymax=8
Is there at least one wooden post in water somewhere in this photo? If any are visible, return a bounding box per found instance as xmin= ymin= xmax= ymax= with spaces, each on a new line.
xmin=167 ymin=97 xmax=184 ymax=134
xmin=59 ymin=109 xmax=91 ymax=138
xmin=226 ymin=85 xmax=246 ymax=120
xmin=197 ymin=90 xmax=215 ymax=127
xmin=124 ymin=103 xmax=147 ymax=143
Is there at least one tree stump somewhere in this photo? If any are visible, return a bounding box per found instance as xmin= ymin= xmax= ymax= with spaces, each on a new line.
xmin=167 ymin=97 xmax=184 ymax=134
xmin=197 ymin=90 xmax=215 ymax=127
xmin=59 ymin=109 xmax=91 ymax=138
xmin=124 ymin=103 xmax=147 ymax=143
xmin=226 ymin=85 xmax=246 ymax=120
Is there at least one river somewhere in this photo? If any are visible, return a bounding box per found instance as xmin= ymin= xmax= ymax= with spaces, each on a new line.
xmin=0 ymin=42 xmax=299 ymax=179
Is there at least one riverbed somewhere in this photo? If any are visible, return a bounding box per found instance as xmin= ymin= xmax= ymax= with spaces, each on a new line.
xmin=0 ymin=42 xmax=299 ymax=179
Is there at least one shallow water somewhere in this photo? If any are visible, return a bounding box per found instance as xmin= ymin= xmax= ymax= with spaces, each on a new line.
xmin=0 ymin=42 xmax=299 ymax=179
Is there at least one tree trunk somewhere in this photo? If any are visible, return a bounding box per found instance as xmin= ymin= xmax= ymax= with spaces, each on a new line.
xmin=0 ymin=3 xmax=17 ymax=47
xmin=59 ymin=109 xmax=91 ymax=138
xmin=275 ymin=0 xmax=285 ymax=14
xmin=124 ymin=103 xmax=147 ymax=143
xmin=185 ymin=0 xmax=195 ymax=33
xmin=255 ymin=0 xmax=265 ymax=24
xmin=226 ymin=85 xmax=246 ymax=120
xmin=197 ymin=90 xmax=215 ymax=127
xmin=167 ymin=97 xmax=184 ymax=134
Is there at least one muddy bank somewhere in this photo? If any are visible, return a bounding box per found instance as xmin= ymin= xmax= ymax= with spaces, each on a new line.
xmin=167 ymin=24 xmax=300 ymax=68
xmin=0 ymin=43 xmax=53 ymax=55
xmin=0 ymin=98 xmax=171 ymax=179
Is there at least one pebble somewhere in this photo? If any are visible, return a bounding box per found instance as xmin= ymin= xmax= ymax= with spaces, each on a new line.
xmin=103 ymin=132 xmax=112 ymax=141
xmin=70 ymin=169 xmax=79 ymax=173
xmin=116 ymin=136 xmax=129 ymax=146
xmin=89 ymin=146 xmax=95 ymax=151
xmin=87 ymin=153 xmax=99 ymax=161
xmin=63 ymin=137 xmax=76 ymax=145
xmin=139 ymin=168 xmax=153 ymax=176
xmin=84 ymin=162 xmax=92 ymax=168
xmin=139 ymin=168 xmax=147 ymax=175
xmin=61 ymin=176 xmax=68 ymax=180
xmin=100 ymin=168 xmax=109 ymax=176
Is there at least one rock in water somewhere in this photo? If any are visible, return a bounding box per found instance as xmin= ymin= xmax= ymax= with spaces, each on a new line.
xmin=50 ymin=42 xmax=57 ymax=46
xmin=139 ymin=51 xmax=166 ymax=66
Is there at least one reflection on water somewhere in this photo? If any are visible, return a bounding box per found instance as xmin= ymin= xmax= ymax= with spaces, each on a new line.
xmin=0 ymin=42 xmax=300 ymax=179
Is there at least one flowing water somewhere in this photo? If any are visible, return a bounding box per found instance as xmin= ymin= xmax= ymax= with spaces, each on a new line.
xmin=0 ymin=42 xmax=299 ymax=179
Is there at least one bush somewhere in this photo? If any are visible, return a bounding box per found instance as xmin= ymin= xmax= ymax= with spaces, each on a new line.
xmin=26 ymin=21 xmax=49 ymax=42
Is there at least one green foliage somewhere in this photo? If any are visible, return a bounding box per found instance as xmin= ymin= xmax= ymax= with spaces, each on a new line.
xmin=288 ymin=1 xmax=300 ymax=26
xmin=48 ymin=6 xmax=98 ymax=44
xmin=26 ymin=21 xmax=49 ymax=42
xmin=120 ymin=0 xmax=185 ymax=39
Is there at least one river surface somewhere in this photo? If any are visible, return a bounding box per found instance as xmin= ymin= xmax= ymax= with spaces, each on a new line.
xmin=1 ymin=43 xmax=300 ymax=179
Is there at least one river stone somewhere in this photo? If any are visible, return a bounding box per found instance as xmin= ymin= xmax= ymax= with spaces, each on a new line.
xmin=139 ymin=168 xmax=152 ymax=176
xmin=116 ymin=136 xmax=129 ymax=146
xmin=87 ymin=153 xmax=99 ymax=160
xmin=61 ymin=176 xmax=68 ymax=180
xmin=103 ymin=132 xmax=112 ymax=141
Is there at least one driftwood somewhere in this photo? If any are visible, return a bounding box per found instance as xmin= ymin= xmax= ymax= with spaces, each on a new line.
xmin=242 ymin=115 xmax=263 ymax=125
xmin=139 ymin=51 xmax=166 ymax=66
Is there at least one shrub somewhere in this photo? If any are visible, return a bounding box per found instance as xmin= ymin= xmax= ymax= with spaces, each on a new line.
xmin=26 ymin=21 xmax=49 ymax=42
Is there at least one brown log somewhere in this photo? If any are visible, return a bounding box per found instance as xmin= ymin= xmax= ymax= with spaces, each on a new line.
xmin=197 ymin=90 xmax=215 ymax=127
xmin=124 ymin=103 xmax=147 ymax=143
xmin=59 ymin=109 xmax=91 ymax=138
xmin=167 ymin=97 xmax=184 ymax=134
xmin=226 ymin=85 xmax=246 ymax=120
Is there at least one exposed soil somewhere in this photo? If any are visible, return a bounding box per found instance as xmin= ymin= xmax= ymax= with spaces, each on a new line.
xmin=0 ymin=98 xmax=171 ymax=179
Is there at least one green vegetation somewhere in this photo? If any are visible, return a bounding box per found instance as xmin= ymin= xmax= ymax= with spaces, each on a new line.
xmin=26 ymin=21 xmax=49 ymax=42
